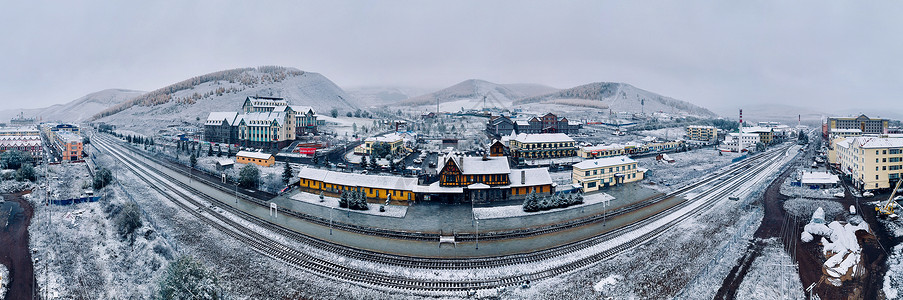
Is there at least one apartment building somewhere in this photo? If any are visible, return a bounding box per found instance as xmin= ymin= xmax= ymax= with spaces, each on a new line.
xmin=834 ymin=136 xmax=903 ymax=191
xmin=572 ymin=156 xmax=646 ymax=192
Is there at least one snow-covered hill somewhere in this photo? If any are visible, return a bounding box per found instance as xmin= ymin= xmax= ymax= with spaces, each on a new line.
xmin=93 ymin=66 xmax=359 ymax=135
xmin=399 ymin=79 xmax=558 ymax=111
xmin=0 ymin=89 xmax=144 ymax=124
xmin=514 ymin=82 xmax=718 ymax=118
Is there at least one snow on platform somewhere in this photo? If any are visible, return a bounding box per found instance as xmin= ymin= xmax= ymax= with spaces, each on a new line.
xmin=473 ymin=192 xmax=614 ymax=220
xmin=290 ymin=191 xmax=408 ymax=218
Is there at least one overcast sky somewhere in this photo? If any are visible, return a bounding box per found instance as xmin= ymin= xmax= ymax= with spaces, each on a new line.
xmin=3 ymin=1 xmax=902 ymax=116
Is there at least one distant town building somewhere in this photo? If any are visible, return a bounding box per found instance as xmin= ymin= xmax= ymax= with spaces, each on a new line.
xmin=507 ymin=133 xmax=577 ymax=159
xmin=354 ymin=133 xmax=405 ymax=156
xmin=833 ymin=136 xmax=903 ymax=191
xmin=800 ymin=171 xmax=840 ymax=189
xmin=829 ymin=128 xmax=863 ymax=139
xmin=578 ymin=144 xmax=628 ymax=159
xmin=293 ymin=106 xmax=322 ymax=136
xmin=236 ymin=151 xmax=275 ymax=167
xmin=9 ymin=112 xmax=36 ymax=126
xmin=488 ymin=140 xmax=507 ymax=157
xmin=204 ymin=112 xmax=240 ymax=144
xmin=0 ymin=135 xmax=42 ymax=160
xmin=204 ymin=96 xmax=299 ymax=150
xmin=720 ymin=133 xmax=759 ymax=152
xmin=572 ymin=156 xmax=646 ymax=192
xmin=741 ymin=126 xmax=776 ymax=144
xmin=686 ymin=125 xmax=718 ymax=143
xmin=55 ymin=131 xmax=83 ymax=161
xmin=824 ymin=114 xmax=888 ymax=138
xmin=486 ymin=113 xmax=581 ymax=136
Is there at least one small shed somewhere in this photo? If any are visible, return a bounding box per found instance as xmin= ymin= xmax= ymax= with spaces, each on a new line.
xmin=216 ymin=159 xmax=234 ymax=171
xmin=801 ymin=171 xmax=840 ymax=189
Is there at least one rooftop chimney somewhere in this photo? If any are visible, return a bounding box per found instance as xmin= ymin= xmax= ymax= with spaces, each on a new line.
xmin=521 ymin=170 xmax=526 ymax=184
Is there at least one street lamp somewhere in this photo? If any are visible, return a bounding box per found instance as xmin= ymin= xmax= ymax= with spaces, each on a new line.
xmin=475 ymin=220 xmax=479 ymax=250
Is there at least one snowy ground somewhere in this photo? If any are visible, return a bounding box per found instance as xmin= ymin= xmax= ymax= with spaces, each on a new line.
xmin=636 ymin=148 xmax=741 ymax=193
xmin=473 ymin=193 xmax=613 ymax=220
xmin=734 ymin=238 xmax=806 ymax=299
xmin=290 ymin=191 xmax=408 ymax=218
xmin=0 ymin=263 xmax=7 ymax=300
xmin=884 ymin=243 xmax=903 ymax=299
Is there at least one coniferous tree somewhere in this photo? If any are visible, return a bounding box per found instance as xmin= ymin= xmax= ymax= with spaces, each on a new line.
xmin=282 ymin=163 xmax=293 ymax=185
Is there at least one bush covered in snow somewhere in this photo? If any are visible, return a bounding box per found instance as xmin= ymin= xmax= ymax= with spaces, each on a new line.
xmin=116 ymin=202 xmax=143 ymax=242
xmin=783 ymin=198 xmax=845 ymax=221
xmin=157 ymin=255 xmax=222 ymax=300
xmin=0 ymin=180 xmax=33 ymax=193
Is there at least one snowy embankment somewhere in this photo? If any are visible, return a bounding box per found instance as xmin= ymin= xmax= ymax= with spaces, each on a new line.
xmin=0 ymin=263 xmax=8 ymax=299
xmin=473 ymin=192 xmax=613 ymax=220
xmin=289 ymin=192 xmax=408 ymax=218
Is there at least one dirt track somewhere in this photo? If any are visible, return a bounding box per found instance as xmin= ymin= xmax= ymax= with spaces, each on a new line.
xmin=0 ymin=192 xmax=36 ymax=300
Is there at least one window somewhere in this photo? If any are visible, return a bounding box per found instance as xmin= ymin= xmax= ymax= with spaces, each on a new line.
xmin=587 ymin=182 xmax=596 ymax=188
xmin=585 ymin=171 xmax=590 ymax=176
xmin=876 ymin=175 xmax=880 ymax=180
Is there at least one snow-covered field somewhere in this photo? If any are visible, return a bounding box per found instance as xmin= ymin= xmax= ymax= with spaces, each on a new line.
xmin=636 ymin=148 xmax=741 ymax=192
xmin=290 ymin=191 xmax=408 ymax=218
xmin=473 ymin=192 xmax=612 ymax=219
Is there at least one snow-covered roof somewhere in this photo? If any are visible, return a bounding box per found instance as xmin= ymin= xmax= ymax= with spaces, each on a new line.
xmin=205 ymin=112 xmax=239 ymax=126
xmin=468 ymin=183 xmax=491 ymax=189
xmin=515 ymin=120 xmax=530 ymax=126
xmin=56 ymin=131 xmax=82 ymax=143
xmin=236 ymin=151 xmax=273 ymax=160
xmin=687 ymin=125 xmax=716 ymax=129
xmin=297 ymin=167 xmax=417 ymax=191
xmin=801 ymin=171 xmax=839 ymax=184
xmin=509 ymin=168 xmax=553 ymax=188
xmin=442 ymin=155 xmax=511 ymax=175
xmin=581 ymin=144 xmax=625 ymax=152
xmin=366 ymin=133 xmax=403 ymax=143
xmin=412 ymin=182 xmax=463 ymax=193
xmin=239 ymin=111 xmax=285 ymax=127
xmin=0 ymin=139 xmax=41 ymax=147
xmin=742 ymin=126 xmax=773 ymax=133
xmin=573 ymin=156 xmax=636 ymax=170
xmin=853 ymin=137 xmax=903 ymax=148
xmin=512 ymin=133 xmax=575 ymax=144
xmin=291 ymin=105 xmax=316 ymax=115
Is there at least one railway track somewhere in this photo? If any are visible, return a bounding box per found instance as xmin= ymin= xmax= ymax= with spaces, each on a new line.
xmin=94 ymin=134 xmax=796 ymax=294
